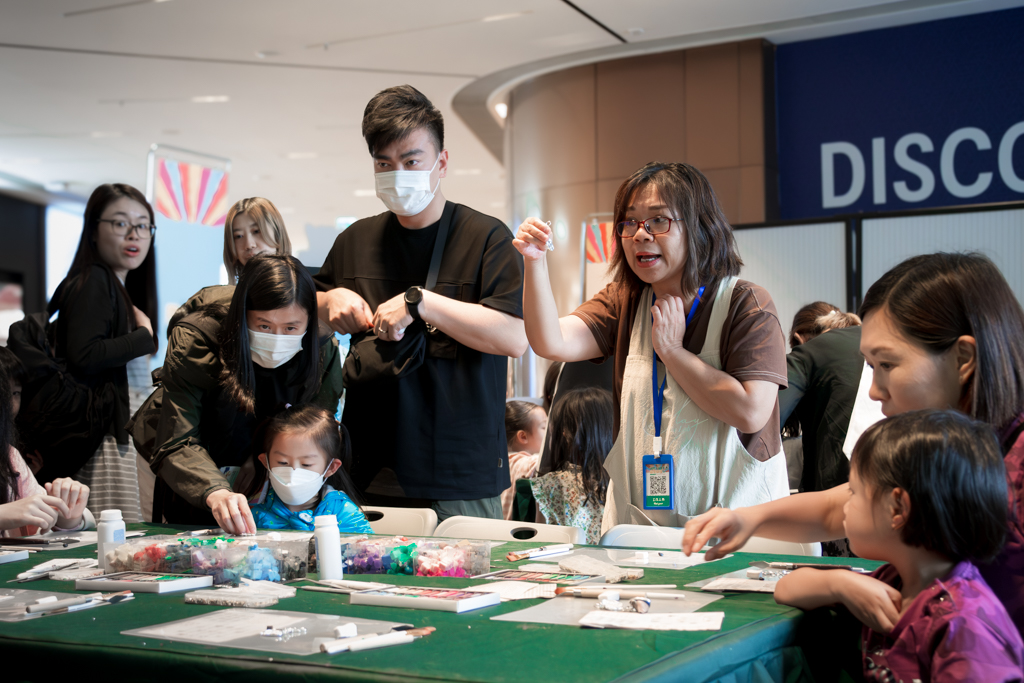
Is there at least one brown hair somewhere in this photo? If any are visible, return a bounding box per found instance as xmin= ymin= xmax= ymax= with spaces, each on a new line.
xmin=853 ymin=410 xmax=1007 ymax=563
xmin=608 ymin=162 xmax=742 ymax=301
xmin=223 ymin=198 xmax=292 ymax=280
xmin=362 ymin=85 xmax=444 ymax=156
xmin=789 ymin=301 xmax=861 ymax=347
xmin=859 ymin=252 xmax=1024 ymax=433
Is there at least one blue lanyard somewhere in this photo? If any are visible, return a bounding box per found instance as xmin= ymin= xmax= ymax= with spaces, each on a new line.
xmin=651 ymin=286 xmax=705 ymax=453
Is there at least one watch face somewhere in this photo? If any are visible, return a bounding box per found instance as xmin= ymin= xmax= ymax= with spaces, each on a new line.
xmin=406 ymin=288 xmax=422 ymax=304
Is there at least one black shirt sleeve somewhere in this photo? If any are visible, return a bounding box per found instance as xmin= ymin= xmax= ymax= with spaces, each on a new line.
xmin=60 ymin=266 xmax=155 ymax=374
xmin=476 ymin=223 xmax=524 ymax=319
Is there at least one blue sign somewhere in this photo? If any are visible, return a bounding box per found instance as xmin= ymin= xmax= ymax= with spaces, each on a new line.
xmin=776 ymin=7 xmax=1024 ymax=219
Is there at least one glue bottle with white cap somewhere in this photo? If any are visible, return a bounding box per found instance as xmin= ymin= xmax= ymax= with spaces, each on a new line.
xmin=314 ymin=514 xmax=343 ymax=580
xmin=97 ymin=509 xmax=125 ymax=573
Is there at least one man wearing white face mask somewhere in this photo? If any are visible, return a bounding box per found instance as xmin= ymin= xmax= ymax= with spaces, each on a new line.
xmin=315 ymin=85 xmax=527 ymax=521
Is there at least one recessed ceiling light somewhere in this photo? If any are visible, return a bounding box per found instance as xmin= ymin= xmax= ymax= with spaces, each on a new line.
xmin=482 ymin=11 xmax=529 ymax=22
xmin=287 ymin=152 xmax=318 ymax=160
xmin=627 ymin=27 xmax=645 ymax=36
xmin=91 ymin=131 xmax=122 ymax=138
xmin=44 ymin=181 xmax=71 ymax=192
xmin=494 ymin=103 xmax=508 ymax=119
xmin=255 ymin=50 xmax=279 ymax=59
xmin=191 ymin=95 xmax=229 ymax=104
xmin=353 ymin=189 xmax=376 ymax=198
xmin=454 ymin=169 xmax=482 ymax=176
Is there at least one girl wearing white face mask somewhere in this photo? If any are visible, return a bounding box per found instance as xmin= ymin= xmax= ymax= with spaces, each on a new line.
xmin=134 ymin=254 xmax=344 ymax=534
xmin=247 ymin=405 xmax=371 ymax=533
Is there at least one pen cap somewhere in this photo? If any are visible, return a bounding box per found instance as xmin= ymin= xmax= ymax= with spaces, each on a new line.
xmin=314 ymin=515 xmax=338 ymax=527
xmin=99 ymin=509 xmax=123 ymax=521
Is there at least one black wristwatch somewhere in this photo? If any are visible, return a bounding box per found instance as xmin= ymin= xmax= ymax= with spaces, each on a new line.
xmin=405 ymin=286 xmax=424 ymax=321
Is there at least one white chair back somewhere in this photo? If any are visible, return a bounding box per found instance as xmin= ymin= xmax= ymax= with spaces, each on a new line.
xmin=432 ymin=516 xmax=582 ymax=543
xmin=362 ymin=506 xmax=438 ymax=536
xmin=600 ymin=523 xmax=822 ymax=556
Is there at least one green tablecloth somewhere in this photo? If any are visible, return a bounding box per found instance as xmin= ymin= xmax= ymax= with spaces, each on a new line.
xmin=0 ymin=524 xmax=875 ymax=683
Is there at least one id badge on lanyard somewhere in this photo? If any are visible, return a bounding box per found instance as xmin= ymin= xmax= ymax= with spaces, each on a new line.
xmin=642 ymin=286 xmax=704 ymax=511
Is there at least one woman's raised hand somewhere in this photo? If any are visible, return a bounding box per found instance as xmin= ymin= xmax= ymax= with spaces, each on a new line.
xmin=513 ymin=218 xmax=552 ymax=263
xmin=651 ymin=295 xmax=688 ymax=357
xmin=133 ymin=305 xmax=153 ymax=336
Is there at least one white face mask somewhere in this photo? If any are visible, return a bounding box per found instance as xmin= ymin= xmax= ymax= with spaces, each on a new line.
xmin=269 ymin=464 xmax=329 ymax=506
xmin=374 ymin=153 xmax=441 ymax=216
xmin=248 ymin=328 xmax=305 ymax=369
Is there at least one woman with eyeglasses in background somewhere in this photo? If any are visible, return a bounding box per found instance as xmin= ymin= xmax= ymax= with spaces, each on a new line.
xmin=514 ymin=162 xmax=790 ymax=534
xmin=46 ymin=183 xmax=159 ymax=521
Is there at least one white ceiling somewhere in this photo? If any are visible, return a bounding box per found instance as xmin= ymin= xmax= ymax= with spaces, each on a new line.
xmin=0 ymin=0 xmax=1018 ymax=259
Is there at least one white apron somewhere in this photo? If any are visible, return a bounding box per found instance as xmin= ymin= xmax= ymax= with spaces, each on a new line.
xmin=601 ymin=277 xmax=790 ymax=533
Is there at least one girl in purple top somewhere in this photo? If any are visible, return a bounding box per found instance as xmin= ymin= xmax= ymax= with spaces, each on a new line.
xmin=775 ymin=410 xmax=1023 ymax=681
xmin=683 ymin=253 xmax=1024 ymax=640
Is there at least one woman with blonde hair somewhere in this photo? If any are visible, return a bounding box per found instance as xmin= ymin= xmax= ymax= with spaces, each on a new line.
xmin=223 ymin=197 xmax=292 ymax=281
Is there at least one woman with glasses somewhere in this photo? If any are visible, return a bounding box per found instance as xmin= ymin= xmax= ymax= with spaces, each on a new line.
xmin=514 ymin=162 xmax=790 ymax=534
xmin=48 ymin=183 xmax=159 ymax=521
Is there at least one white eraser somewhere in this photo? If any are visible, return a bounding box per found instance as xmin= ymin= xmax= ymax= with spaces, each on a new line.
xmin=746 ymin=568 xmax=763 ymax=579
xmin=333 ymin=623 xmax=358 ymax=639
xmin=35 ymin=596 xmax=58 ymax=604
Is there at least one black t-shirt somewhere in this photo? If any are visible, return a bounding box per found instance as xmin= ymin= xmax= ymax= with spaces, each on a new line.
xmin=314 ymin=202 xmax=524 ymax=499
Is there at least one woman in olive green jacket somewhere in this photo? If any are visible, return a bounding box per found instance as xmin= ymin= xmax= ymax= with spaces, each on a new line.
xmin=134 ymin=255 xmax=343 ymax=532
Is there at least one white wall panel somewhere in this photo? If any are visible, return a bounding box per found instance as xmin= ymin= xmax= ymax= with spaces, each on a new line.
xmin=862 ymin=208 xmax=1024 ymax=304
xmin=734 ymin=222 xmax=847 ymax=350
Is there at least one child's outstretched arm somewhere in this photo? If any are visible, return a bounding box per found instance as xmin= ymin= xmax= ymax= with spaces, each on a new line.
xmin=775 ymin=568 xmax=904 ymax=634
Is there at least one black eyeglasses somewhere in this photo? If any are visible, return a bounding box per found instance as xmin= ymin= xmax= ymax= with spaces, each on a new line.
xmin=615 ymin=215 xmax=677 ymax=237
xmin=98 ymin=219 xmax=156 ymax=239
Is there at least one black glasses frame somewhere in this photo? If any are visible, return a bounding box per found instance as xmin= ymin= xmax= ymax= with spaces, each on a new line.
xmin=97 ymin=219 xmax=157 ymax=238
xmin=615 ymin=215 xmax=677 ymax=238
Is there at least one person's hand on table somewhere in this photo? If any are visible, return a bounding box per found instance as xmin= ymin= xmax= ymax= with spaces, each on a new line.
xmin=317 ymin=288 xmax=373 ymax=335
xmin=44 ymin=478 xmax=89 ymax=528
xmin=830 ymin=570 xmax=902 ymax=634
xmin=206 ymin=489 xmax=257 ymax=534
xmin=0 ymin=494 xmax=69 ymax=532
xmin=372 ymin=293 xmax=414 ymax=342
xmin=682 ymin=507 xmax=755 ymax=559
xmin=513 ymin=218 xmax=552 ymax=262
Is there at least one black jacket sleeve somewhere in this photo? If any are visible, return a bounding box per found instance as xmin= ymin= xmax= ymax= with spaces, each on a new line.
xmin=60 ymin=266 xmax=155 ymax=374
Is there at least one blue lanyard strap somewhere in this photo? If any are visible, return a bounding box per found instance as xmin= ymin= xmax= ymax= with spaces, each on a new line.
xmin=651 ymin=286 xmax=705 ymax=453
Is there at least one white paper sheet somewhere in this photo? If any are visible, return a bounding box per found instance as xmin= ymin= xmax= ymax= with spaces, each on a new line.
xmin=526 ymin=546 xmax=724 ymax=569
xmin=33 ymin=530 xmax=99 ymax=551
xmin=147 ymin=610 xmax=307 ymax=644
xmin=491 ymin=591 xmax=723 ymax=626
xmin=701 ymin=578 xmax=777 ymax=593
xmin=579 ymin=611 xmax=725 ymax=631
xmin=462 ymin=581 xmax=557 ymax=601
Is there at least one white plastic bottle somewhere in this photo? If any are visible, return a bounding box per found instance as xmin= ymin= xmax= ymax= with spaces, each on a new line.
xmin=313 ymin=514 xmax=343 ymax=580
xmin=97 ymin=509 xmax=126 ymax=573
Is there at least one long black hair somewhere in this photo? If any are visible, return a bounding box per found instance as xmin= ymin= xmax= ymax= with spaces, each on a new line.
xmin=219 ymin=254 xmax=321 ymax=414
xmin=0 ymin=365 xmax=17 ymax=505
xmin=67 ymin=183 xmax=159 ymax=350
xmin=546 ymin=387 xmax=614 ymax=506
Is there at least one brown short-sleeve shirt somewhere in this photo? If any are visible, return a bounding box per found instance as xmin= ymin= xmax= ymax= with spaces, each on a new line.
xmin=572 ymin=279 xmax=787 ymax=462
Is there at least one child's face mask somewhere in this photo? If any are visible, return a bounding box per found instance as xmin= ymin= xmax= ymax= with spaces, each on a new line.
xmin=268 ymin=464 xmax=328 ymax=506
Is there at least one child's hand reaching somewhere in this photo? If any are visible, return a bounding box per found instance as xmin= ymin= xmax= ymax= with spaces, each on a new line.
xmin=775 ymin=568 xmax=903 ymax=634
